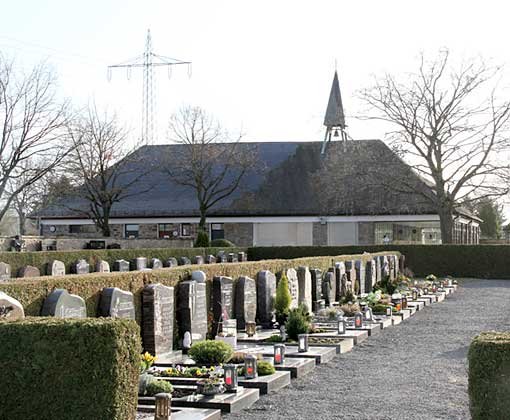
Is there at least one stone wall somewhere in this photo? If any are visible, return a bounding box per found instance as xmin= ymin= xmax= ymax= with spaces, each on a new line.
xmin=358 ymin=222 xmax=375 ymax=245
xmin=0 ymin=236 xmax=42 ymax=252
xmin=51 ymin=238 xmax=193 ymax=251
xmin=312 ymin=222 xmax=328 ymax=246
xmin=224 ymin=223 xmax=253 ymax=246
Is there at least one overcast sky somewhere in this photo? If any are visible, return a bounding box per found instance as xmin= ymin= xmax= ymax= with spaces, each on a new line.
xmin=2 ymin=0 xmax=510 ymax=213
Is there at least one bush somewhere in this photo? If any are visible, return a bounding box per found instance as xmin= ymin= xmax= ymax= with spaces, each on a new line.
xmin=257 ymin=360 xmax=276 ymax=376
xmin=210 ymin=238 xmax=236 ymax=247
xmin=0 ymin=318 xmax=141 ymax=420
xmin=188 ymin=340 xmax=234 ymax=365
xmin=146 ymin=380 xmax=173 ymax=396
xmin=371 ymin=303 xmax=391 ymax=314
xmin=285 ymin=303 xmax=312 ymax=340
xmin=194 ymin=230 xmax=210 ymax=248
xmin=468 ymin=331 xmax=510 ymax=419
xmin=274 ymin=272 xmax=292 ymax=320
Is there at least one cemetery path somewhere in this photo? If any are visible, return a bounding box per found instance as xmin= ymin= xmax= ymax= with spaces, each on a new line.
xmin=228 ymin=279 xmax=510 ymax=420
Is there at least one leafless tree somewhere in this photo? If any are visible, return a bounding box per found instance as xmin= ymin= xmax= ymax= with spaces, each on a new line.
xmin=166 ymin=106 xmax=258 ymax=233
xmin=359 ymin=50 xmax=510 ymax=243
xmin=0 ymin=57 xmax=73 ymax=222
xmin=66 ymin=105 xmax=147 ymax=237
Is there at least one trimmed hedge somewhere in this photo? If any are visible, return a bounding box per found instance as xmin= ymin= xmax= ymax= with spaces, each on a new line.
xmin=247 ymin=245 xmax=510 ymax=278
xmin=0 ymin=246 xmax=245 ymax=278
xmin=468 ymin=332 xmax=510 ymax=419
xmin=0 ymin=318 xmax=141 ymax=420
xmin=0 ymin=251 xmax=396 ymax=321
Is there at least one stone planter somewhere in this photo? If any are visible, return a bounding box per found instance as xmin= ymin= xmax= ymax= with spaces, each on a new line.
xmin=138 ymin=372 xmax=154 ymax=395
xmin=196 ymin=382 xmax=225 ymax=396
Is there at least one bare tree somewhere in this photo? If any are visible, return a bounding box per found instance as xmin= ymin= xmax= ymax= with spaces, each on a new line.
xmin=66 ymin=105 xmax=147 ymax=236
xmin=0 ymin=57 xmax=73 ymax=222
xmin=166 ymin=106 xmax=258 ymax=234
xmin=360 ymin=50 xmax=510 ymax=243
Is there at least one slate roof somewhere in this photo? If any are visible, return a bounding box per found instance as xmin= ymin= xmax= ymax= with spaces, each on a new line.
xmin=36 ymin=140 xmax=458 ymax=219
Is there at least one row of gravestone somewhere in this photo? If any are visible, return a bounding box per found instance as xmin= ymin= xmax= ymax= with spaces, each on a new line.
xmin=0 ymin=251 xmax=248 ymax=281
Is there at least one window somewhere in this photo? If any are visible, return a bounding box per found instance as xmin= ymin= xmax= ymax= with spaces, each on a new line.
xmin=158 ymin=224 xmax=176 ymax=239
xmin=125 ymin=224 xmax=139 ymax=238
xmin=211 ymin=223 xmax=224 ymax=241
xmin=69 ymin=225 xmax=81 ymax=234
xmin=181 ymin=223 xmax=192 ymax=237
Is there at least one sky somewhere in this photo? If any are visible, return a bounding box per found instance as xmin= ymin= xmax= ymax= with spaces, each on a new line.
xmin=2 ymin=0 xmax=510 ymax=214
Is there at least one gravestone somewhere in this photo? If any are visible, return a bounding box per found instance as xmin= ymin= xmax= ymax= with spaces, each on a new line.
xmin=388 ymin=255 xmax=396 ymax=280
xmin=47 ymin=260 xmax=65 ymax=276
xmin=191 ymin=270 xmax=206 ymax=283
xmin=95 ymin=260 xmax=110 ymax=273
xmin=227 ymin=253 xmax=237 ymax=263
xmin=142 ymin=283 xmax=174 ymax=356
xmin=216 ymin=253 xmax=227 ymax=263
xmin=322 ymin=269 xmax=336 ymax=306
xmin=114 ymin=259 xmax=130 ymax=272
xmin=399 ymin=254 xmax=406 ymax=273
xmin=178 ymin=256 xmax=191 ymax=266
xmin=205 ymin=255 xmax=216 ymax=264
xmin=0 ymin=292 xmax=24 ymax=320
xmin=133 ymin=257 xmax=148 ymax=271
xmin=310 ymin=269 xmax=323 ymax=302
xmin=297 ymin=266 xmax=312 ymax=312
xmin=41 ymin=289 xmax=87 ymax=318
xmin=177 ymin=280 xmax=207 ymax=342
xmin=98 ymin=287 xmax=135 ymax=319
xmin=256 ymin=270 xmax=276 ymax=328
xmin=238 ymin=252 xmax=247 ymax=262
xmin=18 ymin=265 xmax=40 ymax=278
xmin=285 ymin=268 xmax=299 ymax=309
xmin=211 ymin=276 xmax=234 ymax=336
xmin=345 ymin=261 xmax=356 ymax=291
xmin=354 ymin=260 xmax=366 ymax=295
xmin=380 ymin=256 xmax=390 ymax=279
xmin=0 ymin=262 xmax=11 ymax=281
xmin=150 ymin=258 xmax=163 ymax=270
xmin=335 ymin=262 xmax=346 ymax=300
xmin=365 ymin=260 xmax=376 ymax=293
xmin=73 ymin=259 xmax=90 ymax=275
xmin=193 ymin=255 xmax=204 ymax=265
xmin=234 ymin=276 xmax=256 ymax=329
xmin=166 ymin=257 xmax=178 ymax=268
xmin=375 ymin=257 xmax=382 ymax=284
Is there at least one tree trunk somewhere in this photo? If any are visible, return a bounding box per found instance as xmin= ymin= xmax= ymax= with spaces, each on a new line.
xmin=438 ymin=206 xmax=454 ymax=244
xmin=199 ymin=206 xmax=207 ymax=232
xmin=98 ymin=205 xmax=111 ymax=237
xmin=18 ymin=213 xmax=26 ymax=236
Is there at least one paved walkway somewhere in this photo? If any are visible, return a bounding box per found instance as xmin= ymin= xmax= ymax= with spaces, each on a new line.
xmin=228 ymin=279 xmax=510 ymax=420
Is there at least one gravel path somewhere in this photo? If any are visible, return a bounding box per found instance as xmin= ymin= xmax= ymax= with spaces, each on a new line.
xmin=226 ymin=279 xmax=510 ymax=420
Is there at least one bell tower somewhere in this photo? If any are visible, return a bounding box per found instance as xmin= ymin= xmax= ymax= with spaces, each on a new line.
xmin=321 ymin=70 xmax=347 ymax=154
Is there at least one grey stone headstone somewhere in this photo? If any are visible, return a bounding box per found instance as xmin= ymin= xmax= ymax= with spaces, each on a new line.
xmin=399 ymin=254 xmax=405 ymax=273
xmin=95 ymin=260 xmax=110 ymax=273
xmin=73 ymin=259 xmax=90 ymax=275
xmin=227 ymin=253 xmax=238 ymax=263
xmin=322 ymin=269 xmax=335 ymax=306
xmin=41 ymin=289 xmax=87 ymax=318
xmin=17 ymin=265 xmax=40 ymax=278
xmin=380 ymin=256 xmax=390 ymax=279
xmin=133 ymin=257 xmax=147 ymax=271
xmin=0 ymin=262 xmax=11 ymax=281
xmin=142 ymin=283 xmax=174 ymax=356
xmin=297 ymin=266 xmax=312 ymax=312
xmin=178 ymin=256 xmax=191 ymax=266
xmin=166 ymin=257 xmax=178 ymax=268
xmin=211 ymin=276 xmax=234 ymax=336
xmin=47 ymin=260 xmax=65 ymax=276
xmin=0 ymin=292 xmax=24 ymax=320
xmin=345 ymin=260 xmax=356 ymax=285
xmin=234 ymin=276 xmax=256 ymax=329
xmin=285 ymin=268 xmax=299 ymax=309
xmin=99 ymin=287 xmax=135 ymax=319
xmin=177 ymin=280 xmax=207 ymax=342
xmin=355 ymin=260 xmax=366 ymax=295
xmin=388 ymin=255 xmax=396 ymax=280
xmin=216 ymin=253 xmax=227 ymax=263
xmin=238 ymin=252 xmax=247 ymax=262
xmin=256 ymin=270 xmax=276 ymax=328
xmin=191 ymin=270 xmax=206 ymax=283
xmin=150 ymin=258 xmax=163 ymax=270
xmin=375 ymin=257 xmax=382 ymax=283
xmin=365 ymin=260 xmax=376 ymax=293
xmin=205 ymin=255 xmax=216 ymax=264
xmin=310 ymin=269 xmax=323 ymax=302
xmin=193 ymin=255 xmax=204 ymax=265
xmin=114 ymin=259 xmax=130 ymax=272
xmin=335 ymin=262 xmax=346 ymax=301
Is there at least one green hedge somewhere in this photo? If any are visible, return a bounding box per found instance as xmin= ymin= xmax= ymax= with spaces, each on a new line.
xmin=468 ymin=332 xmax=510 ymax=419
xmin=247 ymin=245 xmax=510 ymax=278
xmin=0 ymin=246 xmax=245 ymax=278
xmin=0 ymin=318 xmax=141 ymax=420
xmin=0 ymin=251 xmax=396 ymax=321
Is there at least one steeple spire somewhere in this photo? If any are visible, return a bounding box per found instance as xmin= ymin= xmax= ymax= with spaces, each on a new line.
xmin=321 ymin=70 xmax=348 ymax=155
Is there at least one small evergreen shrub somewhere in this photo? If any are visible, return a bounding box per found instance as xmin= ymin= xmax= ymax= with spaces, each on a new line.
xmin=285 ymin=303 xmax=312 ymax=340
xmin=188 ymin=340 xmax=234 ymax=365
xmin=275 ymin=272 xmax=292 ymax=321
xmin=146 ymin=380 xmax=173 ymax=396
xmin=257 ymin=360 xmax=276 ymax=376
xmin=210 ymin=239 xmax=236 ymax=247
xmin=194 ymin=230 xmax=210 ymax=247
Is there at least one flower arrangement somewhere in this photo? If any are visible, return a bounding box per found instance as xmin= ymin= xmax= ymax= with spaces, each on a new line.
xmin=158 ymin=365 xmax=214 ymax=378
xmin=196 ymin=370 xmax=225 ymax=396
xmin=140 ymin=352 xmax=156 ymax=373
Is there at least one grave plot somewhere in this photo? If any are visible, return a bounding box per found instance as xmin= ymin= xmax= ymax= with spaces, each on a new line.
xmin=137 ymin=407 xmax=221 ymax=420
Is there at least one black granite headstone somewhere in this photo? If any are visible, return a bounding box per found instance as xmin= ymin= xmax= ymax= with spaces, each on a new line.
xmin=399 ymin=254 xmax=405 ymax=273
xmin=142 ymin=283 xmax=174 ymax=356
xmin=193 ymin=255 xmax=204 ymax=265
xmin=234 ymin=276 xmax=256 ymax=329
xmin=166 ymin=257 xmax=178 ymax=267
xmin=227 ymin=253 xmax=238 ymax=263
xmin=114 ymin=259 xmax=130 ymax=272
xmin=41 ymin=289 xmax=87 ymax=318
xmin=205 ymin=255 xmax=216 ymax=264
xmin=216 ymin=253 xmax=227 ymax=263
xmin=178 ymin=256 xmax=192 ymax=266
xmin=335 ymin=262 xmax=346 ymax=301
xmin=98 ymin=287 xmax=135 ymax=319
xmin=150 ymin=258 xmax=163 ymax=269
xmin=212 ymin=276 xmax=234 ymax=336
xmin=322 ymin=269 xmax=336 ymax=306
xmin=177 ymin=280 xmax=207 ymax=342
xmin=237 ymin=252 xmax=247 ymax=262
xmin=310 ymin=269 xmax=323 ymax=302
xmin=256 ymin=270 xmax=276 ymax=328
xmin=365 ymin=260 xmax=376 ymax=293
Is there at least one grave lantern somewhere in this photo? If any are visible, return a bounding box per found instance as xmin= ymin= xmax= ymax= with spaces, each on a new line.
xmin=298 ymin=334 xmax=309 ymax=353
xmin=154 ymin=393 xmax=171 ymax=420
xmin=274 ymin=343 xmax=286 ymax=365
xmin=279 ymin=325 xmax=287 ymax=342
xmin=391 ymin=293 xmax=402 ymax=311
xmin=244 ymin=354 xmax=258 ymax=379
xmin=447 ymin=278 xmax=453 ymax=287
xmin=401 ymin=295 xmax=408 ymax=310
xmin=246 ymin=321 xmax=256 ymax=337
xmin=337 ymin=318 xmax=346 ymax=334
xmin=424 ymin=288 xmax=429 ymax=295
xmin=412 ymin=290 xmax=418 ymax=301
xmin=363 ymin=307 xmax=373 ymax=322
xmin=354 ymin=312 xmax=363 ymax=328
xmin=432 ymin=284 xmax=437 ymax=293
xmin=223 ymin=364 xmax=238 ymax=393
xmin=385 ymin=306 xmax=392 ymax=317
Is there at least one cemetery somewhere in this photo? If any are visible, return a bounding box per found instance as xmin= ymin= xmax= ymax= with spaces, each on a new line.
xmin=0 ymin=245 xmax=469 ymax=420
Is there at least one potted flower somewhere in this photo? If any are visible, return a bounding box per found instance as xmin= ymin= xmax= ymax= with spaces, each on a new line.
xmin=196 ymin=370 xmax=225 ymax=396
